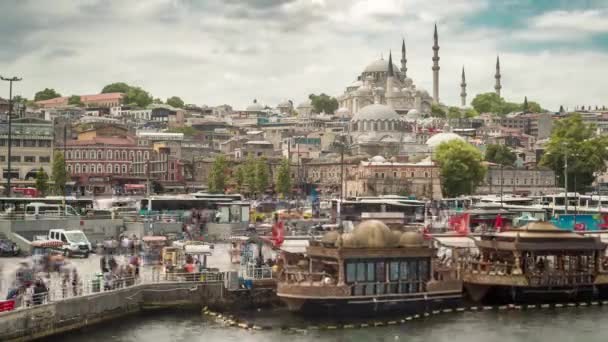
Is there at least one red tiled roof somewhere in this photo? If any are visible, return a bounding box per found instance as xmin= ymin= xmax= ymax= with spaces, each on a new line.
xmin=66 ymin=136 xmax=136 ymax=146
xmin=81 ymin=93 xmax=124 ymax=102
xmin=35 ymin=97 xmax=68 ymax=105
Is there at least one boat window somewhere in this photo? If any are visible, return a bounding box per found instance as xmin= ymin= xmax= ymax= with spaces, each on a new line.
xmin=408 ymin=260 xmax=418 ymax=280
xmin=356 ymin=262 xmax=366 ymax=282
xmin=389 ymin=261 xmax=400 ymax=281
xmin=419 ymin=259 xmax=429 ymax=281
xmin=366 ymin=262 xmax=375 ymax=282
xmin=375 ymin=261 xmax=385 ymax=283
xmin=346 ymin=263 xmax=356 ymax=283
xmin=400 ymin=261 xmax=409 ymax=280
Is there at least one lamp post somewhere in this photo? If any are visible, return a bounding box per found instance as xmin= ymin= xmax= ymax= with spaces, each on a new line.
xmin=0 ymin=76 xmax=22 ymax=197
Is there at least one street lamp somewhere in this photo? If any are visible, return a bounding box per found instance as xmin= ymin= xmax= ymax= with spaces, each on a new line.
xmin=0 ymin=76 xmax=23 ymax=197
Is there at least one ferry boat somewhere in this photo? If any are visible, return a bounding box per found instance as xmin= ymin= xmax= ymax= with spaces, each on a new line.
xmin=460 ymin=221 xmax=608 ymax=304
xmin=276 ymin=220 xmax=462 ymax=316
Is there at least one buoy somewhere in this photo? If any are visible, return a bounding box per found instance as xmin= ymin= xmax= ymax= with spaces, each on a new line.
xmin=443 ymin=309 xmax=453 ymax=313
xmin=591 ymin=301 xmax=599 ymax=306
xmin=374 ymin=322 xmax=384 ymax=327
xmin=541 ymin=304 xmax=550 ymax=309
xmin=498 ymin=305 xmax=507 ymax=310
xmin=579 ymin=302 xmax=587 ymax=306
xmin=387 ymin=321 xmax=397 ymax=325
xmin=483 ymin=306 xmax=493 ymax=310
xmin=555 ymin=304 xmax=564 ymax=308
xmin=526 ymin=305 xmax=536 ymax=309
xmin=567 ymin=303 xmax=576 ymax=307
xmin=470 ymin=306 xmax=478 ymax=311
xmin=456 ymin=308 xmax=465 ymax=312
xmin=326 ymin=325 xmax=337 ymax=330
xmin=360 ymin=323 xmax=369 ymax=328
xmin=414 ymin=314 xmax=420 ymax=319
xmin=344 ymin=324 xmax=355 ymax=329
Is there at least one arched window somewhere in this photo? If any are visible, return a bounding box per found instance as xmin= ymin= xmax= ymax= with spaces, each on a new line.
xmin=98 ymin=150 xmax=103 ymax=159
xmin=114 ymin=164 xmax=120 ymax=174
xmin=122 ymin=151 xmax=127 ymax=160
xmin=122 ymin=165 xmax=127 ymax=174
xmin=107 ymin=150 xmax=112 ymax=160
xmin=82 ymin=164 xmax=88 ymax=173
xmin=75 ymin=164 xmax=81 ymax=173
xmin=106 ymin=164 xmax=112 ymax=173
xmin=90 ymin=150 xmax=96 ymax=160
xmin=129 ymin=151 xmax=135 ymax=160
xmin=137 ymin=151 xmax=142 ymax=162
xmin=75 ymin=150 xmax=80 ymax=159
xmin=97 ymin=164 xmax=103 ymax=173
xmin=144 ymin=151 xmax=149 ymax=160
xmin=66 ymin=151 xmax=72 ymax=159
xmin=114 ymin=151 xmax=120 ymax=160
xmin=67 ymin=165 xmax=73 ymax=174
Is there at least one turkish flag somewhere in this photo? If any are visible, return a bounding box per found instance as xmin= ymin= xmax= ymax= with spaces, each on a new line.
xmin=271 ymin=221 xmax=285 ymax=247
xmin=495 ymin=214 xmax=503 ymax=232
xmin=453 ymin=214 xmax=470 ymax=236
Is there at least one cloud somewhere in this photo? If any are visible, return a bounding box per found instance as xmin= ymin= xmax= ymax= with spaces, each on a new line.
xmin=533 ymin=9 xmax=608 ymax=33
xmin=0 ymin=0 xmax=606 ymax=112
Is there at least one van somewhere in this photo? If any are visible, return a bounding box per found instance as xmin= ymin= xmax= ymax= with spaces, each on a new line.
xmin=25 ymin=203 xmax=80 ymax=220
xmin=48 ymin=229 xmax=92 ymax=257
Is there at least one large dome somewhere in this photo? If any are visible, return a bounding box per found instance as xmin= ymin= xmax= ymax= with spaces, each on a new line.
xmin=426 ymin=132 xmax=465 ymax=149
xmin=246 ymin=99 xmax=265 ymax=112
xmin=352 ymin=104 xmax=401 ymax=122
xmin=364 ymin=59 xmax=400 ymax=73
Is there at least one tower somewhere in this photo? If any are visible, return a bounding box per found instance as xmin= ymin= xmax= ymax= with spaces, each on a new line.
xmin=432 ymin=23 xmax=440 ymax=104
xmin=401 ymin=38 xmax=407 ymax=79
xmin=386 ymin=51 xmax=396 ymax=107
xmin=460 ymin=66 xmax=467 ymax=107
xmin=494 ymin=56 xmax=502 ymax=97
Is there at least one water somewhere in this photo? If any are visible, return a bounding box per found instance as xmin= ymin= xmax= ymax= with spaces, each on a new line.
xmin=44 ymin=306 xmax=606 ymax=342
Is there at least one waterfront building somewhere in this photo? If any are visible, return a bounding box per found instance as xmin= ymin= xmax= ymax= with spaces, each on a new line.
xmin=476 ymin=166 xmax=557 ymax=196
xmin=36 ymin=93 xmax=124 ymax=108
xmin=0 ymin=118 xmax=54 ymax=184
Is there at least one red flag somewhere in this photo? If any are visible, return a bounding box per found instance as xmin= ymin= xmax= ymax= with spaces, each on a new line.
xmin=454 ymin=214 xmax=470 ymax=235
xmin=495 ymin=214 xmax=503 ymax=232
xmin=271 ymin=221 xmax=285 ymax=247
xmin=422 ymin=225 xmax=431 ymax=240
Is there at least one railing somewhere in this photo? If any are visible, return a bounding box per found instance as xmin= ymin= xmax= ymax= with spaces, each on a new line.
xmin=350 ymin=281 xmax=427 ymax=296
xmin=241 ymin=264 xmax=273 ymax=280
xmin=461 ymin=260 xmax=517 ymax=275
xmin=527 ymin=273 xmax=594 ymax=287
xmin=2 ymin=270 xmax=226 ymax=313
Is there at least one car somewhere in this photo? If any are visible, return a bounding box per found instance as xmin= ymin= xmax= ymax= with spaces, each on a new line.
xmin=0 ymin=240 xmax=20 ymax=257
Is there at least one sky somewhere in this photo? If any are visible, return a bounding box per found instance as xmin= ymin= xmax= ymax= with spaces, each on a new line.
xmin=0 ymin=0 xmax=607 ymax=111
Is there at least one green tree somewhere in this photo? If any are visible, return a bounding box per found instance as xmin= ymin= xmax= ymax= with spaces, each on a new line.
xmin=34 ymin=168 xmax=49 ymax=196
xmin=540 ymin=114 xmax=608 ymax=191
xmin=527 ymin=101 xmax=542 ymax=113
xmin=435 ymin=140 xmax=486 ymax=197
xmin=464 ymin=108 xmax=479 ymax=118
xmin=153 ymin=98 xmax=163 ymax=104
xmin=447 ymin=106 xmax=462 ymax=120
xmin=243 ymin=156 xmax=257 ymax=194
xmin=208 ymin=155 xmax=228 ymax=194
xmin=166 ymin=96 xmax=185 ymax=108
xmin=34 ymin=88 xmax=62 ymax=101
xmin=470 ymin=92 xmax=524 ymax=115
xmin=51 ymin=152 xmax=67 ymax=195
xmin=275 ymin=158 xmax=292 ymax=198
xmin=255 ymin=158 xmax=270 ymax=195
xmin=430 ymin=104 xmax=446 ymax=118
xmin=101 ymin=82 xmax=152 ymax=107
xmin=485 ymin=144 xmax=516 ymax=166
xmin=308 ymin=93 xmax=339 ymax=114
xmin=234 ymin=166 xmax=245 ymax=193
xmin=67 ymin=95 xmax=84 ymax=106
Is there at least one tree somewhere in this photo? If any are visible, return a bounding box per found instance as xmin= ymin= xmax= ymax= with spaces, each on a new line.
xmin=208 ymin=155 xmax=228 ymax=194
xmin=34 ymin=88 xmax=62 ymax=102
xmin=276 ymin=158 xmax=292 ymax=198
xmin=485 ymin=144 xmax=516 ymax=166
xmin=471 ymin=92 xmax=504 ymax=114
xmin=151 ymin=181 xmax=164 ymax=194
xmin=559 ymin=105 xmax=565 ymax=113
xmin=51 ymin=152 xmax=67 ymax=195
xmin=430 ymin=104 xmax=446 ymax=118
xmin=153 ymin=98 xmax=164 ymax=104
xmin=523 ymin=96 xmax=529 ymax=112
xmin=67 ymin=95 xmax=84 ymax=106
xmin=243 ymin=156 xmax=257 ymax=194
xmin=435 ymin=140 xmax=486 ymax=197
xmin=167 ymin=126 xmax=197 ymax=137
xmin=234 ymin=166 xmax=245 ymax=193
xmin=166 ymin=96 xmax=185 ymax=108
xmin=34 ymin=168 xmax=49 ymax=196
xmin=101 ymin=82 xmax=152 ymax=107
xmin=308 ymin=93 xmax=338 ymax=114
xmin=447 ymin=106 xmax=462 ymax=120
xmin=540 ymin=114 xmax=608 ymax=192
xmin=464 ymin=107 xmax=479 ymax=118
xmin=255 ymin=158 xmax=270 ymax=195
xmin=527 ymin=101 xmax=542 ymax=113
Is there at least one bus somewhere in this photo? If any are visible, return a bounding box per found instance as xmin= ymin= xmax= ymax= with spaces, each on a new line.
xmin=139 ymin=195 xmax=244 ymax=214
xmin=0 ymin=197 xmax=94 ymax=215
xmin=331 ymin=197 xmax=425 ymax=224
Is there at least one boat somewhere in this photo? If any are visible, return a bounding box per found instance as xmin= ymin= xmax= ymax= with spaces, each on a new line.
xmin=276 ymin=220 xmax=462 ymax=316
xmin=460 ymin=221 xmax=608 ymax=304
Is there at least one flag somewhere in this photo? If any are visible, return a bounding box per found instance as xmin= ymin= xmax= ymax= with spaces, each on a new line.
xmin=449 ymin=214 xmax=470 ymax=235
xmin=271 ymin=221 xmax=285 ymax=247
xmin=494 ymin=214 xmax=503 ymax=232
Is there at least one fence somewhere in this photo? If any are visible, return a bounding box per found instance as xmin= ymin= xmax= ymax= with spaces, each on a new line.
xmin=1 ymin=270 xmax=225 ymax=313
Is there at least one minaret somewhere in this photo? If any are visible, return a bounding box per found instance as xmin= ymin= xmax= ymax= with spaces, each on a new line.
xmin=400 ymin=38 xmax=407 ymax=79
xmin=494 ymin=56 xmax=502 ymax=97
xmin=386 ymin=51 xmax=396 ymax=107
xmin=460 ymin=66 xmax=467 ymax=107
xmin=432 ymin=23 xmax=440 ymax=104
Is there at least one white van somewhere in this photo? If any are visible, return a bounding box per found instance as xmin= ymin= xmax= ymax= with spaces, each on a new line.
xmin=25 ymin=203 xmax=80 ymax=220
xmin=48 ymin=229 xmax=92 ymax=257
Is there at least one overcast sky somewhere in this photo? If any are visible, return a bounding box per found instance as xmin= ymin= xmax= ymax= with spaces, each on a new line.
xmin=0 ymin=0 xmax=607 ymax=111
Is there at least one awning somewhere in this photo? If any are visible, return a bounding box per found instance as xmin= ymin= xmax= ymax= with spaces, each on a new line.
xmin=125 ymin=184 xmax=146 ymax=190
xmin=432 ymin=236 xmax=479 ymax=248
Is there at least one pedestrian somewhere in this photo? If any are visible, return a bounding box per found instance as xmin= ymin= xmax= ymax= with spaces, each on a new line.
xmin=71 ymin=269 xmax=80 ymax=297
xmin=103 ymin=271 xmax=113 ymax=291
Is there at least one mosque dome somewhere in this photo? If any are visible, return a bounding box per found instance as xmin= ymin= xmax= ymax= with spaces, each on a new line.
xmin=399 ymin=231 xmax=424 ymax=247
xmin=370 ymin=155 xmax=386 ymax=163
xmin=352 ymin=104 xmax=401 ymax=122
xmin=336 ymin=107 xmax=350 ymax=116
xmin=246 ymin=99 xmax=265 ymax=112
xmin=406 ymin=109 xmax=421 ymax=121
xmin=350 ymin=80 xmax=363 ymax=87
xmin=363 ymin=59 xmax=400 ymax=73
xmin=426 ymin=132 xmax=465 ymax=149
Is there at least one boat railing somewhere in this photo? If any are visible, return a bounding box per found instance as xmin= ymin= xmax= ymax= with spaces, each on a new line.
xmin=527 ymin=273 xmax=594 ymax=286
xmin=241 ymin=263 xmax=273 ymax=280
xmin=349 ymin=280 xmax=426 ymax=296
xmin=283 ymin=270 xmax=328 ymax=284
xmin=461 ymin=260 xmax=517 ymax=276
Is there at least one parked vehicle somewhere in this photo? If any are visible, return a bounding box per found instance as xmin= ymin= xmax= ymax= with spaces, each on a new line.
xmin=25 ymin=202 xmax=80 ymax=220
xmin=0 ymin=239 xmax=20 ymax=256
xmin=48 ymin=229 xmax=92 ymax=258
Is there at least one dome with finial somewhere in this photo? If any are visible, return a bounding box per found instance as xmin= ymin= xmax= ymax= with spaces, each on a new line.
xmin=352 ymin=104 xmax=401 ymax=122
xmin=426 ymin=131 xmax=465 ymax=149
xmin=246 ymin=99 xmax=265 ymax=112
xmin=363 ymin=58 xmax=400 ymax=73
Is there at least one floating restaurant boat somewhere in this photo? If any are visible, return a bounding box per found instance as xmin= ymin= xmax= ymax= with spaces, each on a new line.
xmin=460 ymin=221 xmax=608 ymax=304
xmin=276 ymin=220 xmax=462 ymax=316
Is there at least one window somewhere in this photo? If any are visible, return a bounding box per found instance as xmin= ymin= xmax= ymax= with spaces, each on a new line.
xmin=107 ymin=150 xmax=112 ymax=160
xmin=10 ymin=156 xmax=20 ymax=162
xmin=144 ymin=151 xmax=149 ymax=160
xmin=66 ymin=151 xmax=72 ymax=159
xmin=98 ymin=150 xmax=103 ymax=159
xmin=82 ymin=164 xmax=88 ymax=173
xmin=129 ymin=151 xmax=134 ymax=160
xmin=97 ymin=164 xmax=103 ymax=173
xmin=122 ymin=165 xmax=127 ymax=174
xmin=75 ymin=151 xmax=81 ymax=159
xmin=122 ymin=151 xmax=127 ymax=160
xmin=90 ymin=150 xmax=96 ymax=160
xmin=106 ymin=164 xmax=112 ymax=173
xmin=11 ymin=140 xmax=20 ymax=147
xmin=411 ymin=172 xmax=415 ymax=178
xmin=114 ymin=165 xmax=120 ymax=173
xmin=0 ymin=156 xmax=4 ymax=162
xmin=24 ymin=156 xmax=35 ymax=163
xmin=114 ymin=151 xmax=120 ymax=160
xmin=170 ymin=162 xmax=175 ymax=170
xmin=23 ymin=139 xmax=36 ymax=147
xmin=75 ymin=164 xmax=81 ymax=173
xmin=0 ymin=139 xmax=5 ymax=146
xmin=38 ymin=140 xmax=51 ymax=148
xmin=67 ymin=165 xmax=72 ymax=173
